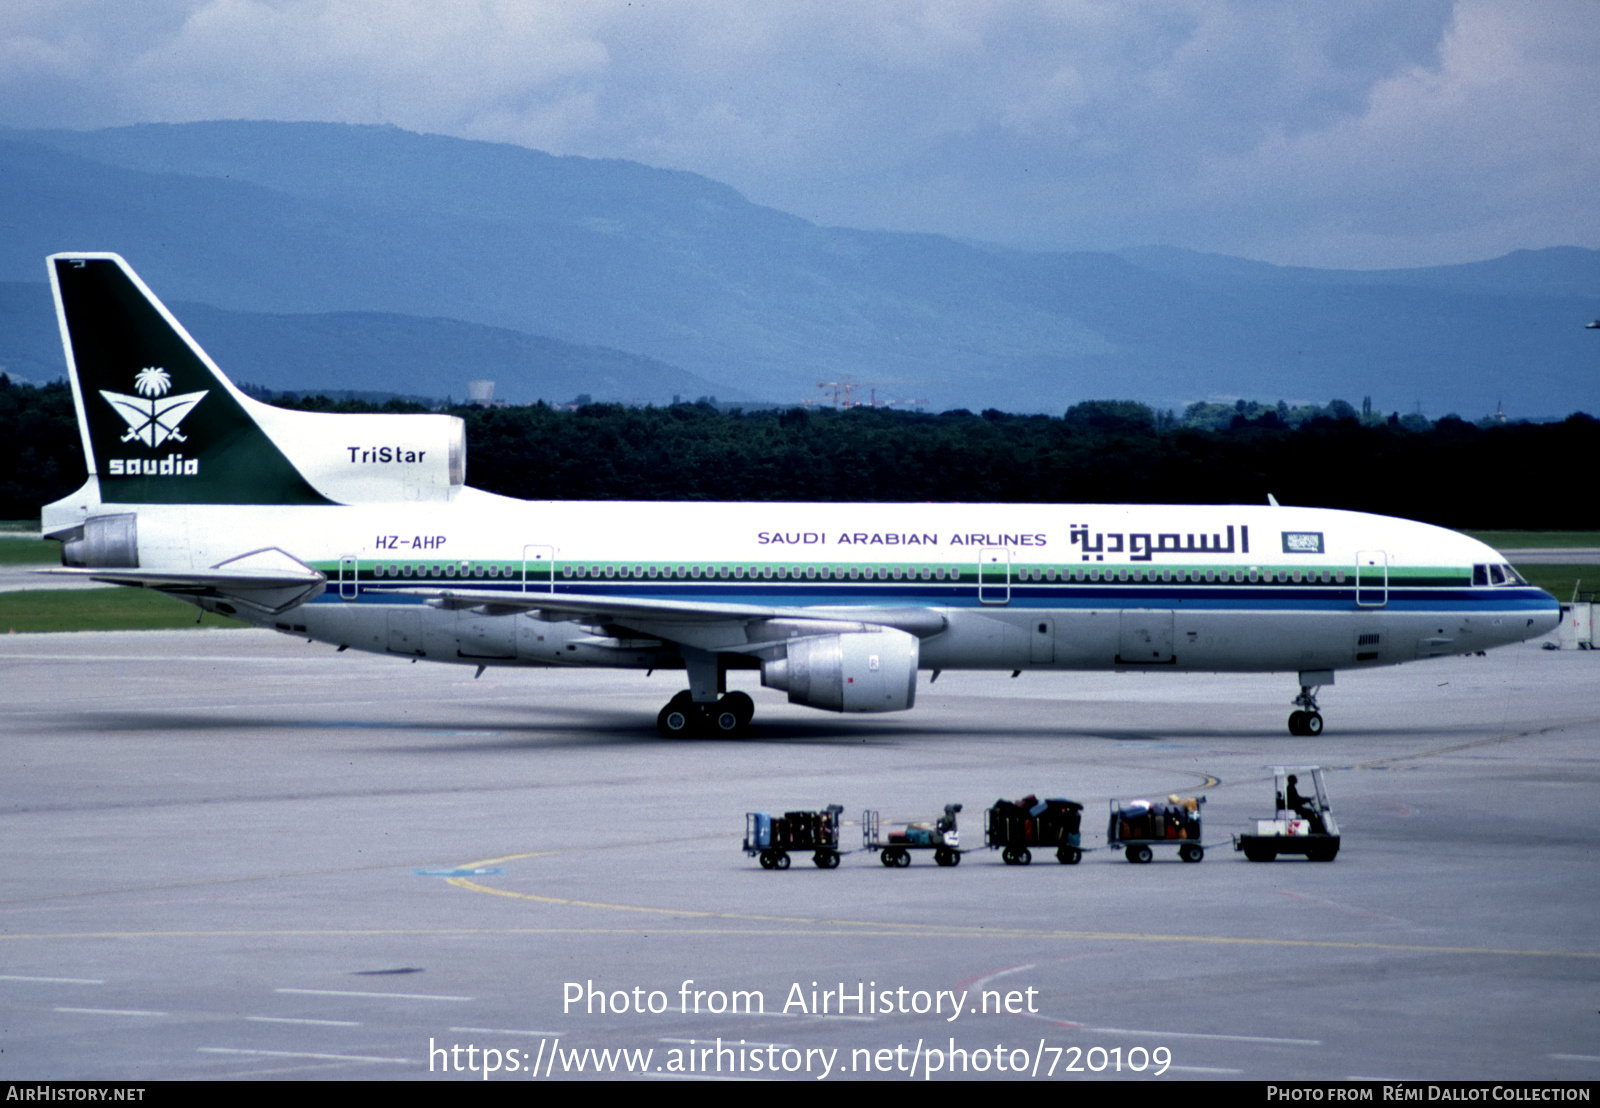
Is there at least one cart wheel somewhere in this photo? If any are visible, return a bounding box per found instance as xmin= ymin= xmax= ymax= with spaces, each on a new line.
xmin=773 ymin=851 xmax=790 ymax=870
xmin=934 ymin=847 xmax=960 ymax=867
xmin=1126 ymin=845 xmax=1153 ymax=864
xmin=758 ymin=850 xmax=775 ymax=869
xmin=1015 ymin=847 xmax=1032 ymax=866
xmin=1057 ymin=847 xmax=1081 ymax=865
xmin=895 ymin=849 xmax=912 ymax=868
xmin=827 ymin=851 xmax=841 ymax=868
xmin=1180 ymin=843 xmax=1203 ymax=863
xmin=1001 ymin=847 xmax=1016 ymax=865
xmin=880 ymin=849 xmax=897 ymax=868
xmin=812 ymin=851 xmax=836 ymax=869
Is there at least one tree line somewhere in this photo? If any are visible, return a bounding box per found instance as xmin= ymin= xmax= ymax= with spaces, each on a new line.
xmin=2 ymin=377 xmax=1594 ymax=528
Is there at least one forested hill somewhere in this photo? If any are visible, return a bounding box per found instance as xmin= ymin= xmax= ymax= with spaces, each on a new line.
xmin=3 ymin=380 xmax=1594 ymax=529
xmin=1 ymin=122 xmax=1597 ymax=418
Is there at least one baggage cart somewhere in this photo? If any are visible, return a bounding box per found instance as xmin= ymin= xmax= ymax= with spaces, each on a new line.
xmin=1107 ymin=795 xmax=1205 ymax=863
xmin=744 ymin=805 xmax=845 ymax=869
xmin=862 ymin=803 xmax=962 ymax=867
xmin=984 ymin=796 xmax=1084 ymax=864
xmin=1233 ymin=767 xmax=1341 ymax=861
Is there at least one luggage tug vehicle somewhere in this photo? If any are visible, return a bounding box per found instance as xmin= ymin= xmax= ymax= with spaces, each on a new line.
xmin=744 ymin=805 xmax=845 ymax=869
xmin=984 ymin=796 xmax=1084 ymax=864
xmin=863 ymin=804 xmax=962 ymax=866
xmin=1233 ymin=766 xmax=1341 ymax=862
xmin=1107 ymin=795 xmax=1206 ymax=863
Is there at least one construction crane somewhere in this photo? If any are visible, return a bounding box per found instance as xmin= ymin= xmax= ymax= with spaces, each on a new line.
xmin=813 ymin=378 xmax=936 ymax=410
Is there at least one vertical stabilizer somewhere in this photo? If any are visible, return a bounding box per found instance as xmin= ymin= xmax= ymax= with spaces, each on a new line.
xmin=49 ymin=253 xmax=332 ymax=505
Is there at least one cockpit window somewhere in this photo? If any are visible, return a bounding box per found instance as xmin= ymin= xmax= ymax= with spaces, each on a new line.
xmin=1473 ymin=564 xmax=1488 ymax=586
xmin=1502 ymin=563 xmax=1526 ymax=585
xmin=1488 ymin=564 xmax=1505 ymax=585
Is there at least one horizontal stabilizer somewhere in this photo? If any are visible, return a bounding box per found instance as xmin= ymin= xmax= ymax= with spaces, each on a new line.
xmin=38 ymin=547 xmax=326 ymax=616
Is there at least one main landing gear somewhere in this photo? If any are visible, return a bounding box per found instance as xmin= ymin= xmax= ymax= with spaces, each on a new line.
xmin=656 ymin=690 xmax=755 ymax=738
xmin=1288 ymin=682 xmax=1324 ymax=736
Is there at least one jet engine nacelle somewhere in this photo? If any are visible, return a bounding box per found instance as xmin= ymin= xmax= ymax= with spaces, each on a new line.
xmin=761 ymin=628 xmax=919 ymax=712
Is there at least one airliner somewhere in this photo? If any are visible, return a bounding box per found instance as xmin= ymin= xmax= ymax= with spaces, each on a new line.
xmin=40 ymin=253 xmax=1561 ymax=737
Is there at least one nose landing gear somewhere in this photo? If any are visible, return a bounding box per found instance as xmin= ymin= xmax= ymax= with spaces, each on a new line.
xmin=1288 ymin=680 xmax=1325 ymax=736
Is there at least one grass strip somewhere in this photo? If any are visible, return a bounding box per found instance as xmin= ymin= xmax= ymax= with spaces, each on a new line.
xmin=0 ymin=588 xmax=248 ymax=633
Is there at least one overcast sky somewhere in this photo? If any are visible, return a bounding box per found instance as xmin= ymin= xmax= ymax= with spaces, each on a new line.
xmin=3 ymin=1 xmax=1596 ymax=270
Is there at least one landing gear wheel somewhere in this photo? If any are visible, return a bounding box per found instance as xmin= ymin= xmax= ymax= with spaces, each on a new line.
xmin=1126 ymin=844 xmax=1153 ymax=864
xmin=710 ymin=704 xmax=743 ymax=736
xmin=721 ymin=691 xmax=755 ymax=727
xmin=1057 ymin=847 xmax=1081 ymax=864
xmin=934 ymin=847 xmax=960 ymax=867
xmin=1179 ymin=843 xmax=1204 ymax=863
xmin=1288 ymin=710 xmax=1306 ymax=735
xmin=1303 ymin=711 xmax=1323 ymax=735
xmin=657 ymin=697 xmax=699 ymax=738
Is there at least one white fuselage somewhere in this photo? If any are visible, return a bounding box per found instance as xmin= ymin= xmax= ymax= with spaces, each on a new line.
xmin=97 ymin=490 xmax=1559 ymax=676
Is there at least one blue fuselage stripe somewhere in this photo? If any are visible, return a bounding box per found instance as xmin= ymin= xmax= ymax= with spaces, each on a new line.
xmin=317 ymin=582 xmax=1557 ymax=615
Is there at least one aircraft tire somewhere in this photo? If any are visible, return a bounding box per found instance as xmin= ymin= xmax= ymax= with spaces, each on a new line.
xmin=657 ymin=703 xmax=697 ymax=737
xmin=710 ymin=705 xmax=743 ymax=736
xmin=721 ymin=691 xmax=755 ymax=727
xmin=1303 ymin=711 xmax=1324 ymax=735
xmin=1288 ymin=710 xmax=1307 ymax=735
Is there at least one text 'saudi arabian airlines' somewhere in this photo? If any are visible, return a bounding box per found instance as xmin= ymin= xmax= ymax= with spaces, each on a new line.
xmin=42 ymin=254 xmax=1561 ymax=736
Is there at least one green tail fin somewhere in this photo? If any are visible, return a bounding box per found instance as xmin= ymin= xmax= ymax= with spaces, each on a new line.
xmin=50 ymin=253 xmax=332 ymax=505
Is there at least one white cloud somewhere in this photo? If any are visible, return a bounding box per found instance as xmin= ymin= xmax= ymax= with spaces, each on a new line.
xmin=2 ymin=0 xmax=1595 ymax=267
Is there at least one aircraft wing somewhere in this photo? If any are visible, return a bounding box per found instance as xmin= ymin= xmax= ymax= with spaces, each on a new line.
xmin=396 ymin=586 xmax=947 ymax=653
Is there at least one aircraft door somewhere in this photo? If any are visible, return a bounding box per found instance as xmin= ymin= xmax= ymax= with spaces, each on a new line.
xmin=339 ymin=555 xmax=359 ymax=600
xmin=979 ymin=547 xmax=1010 ymax=605
xmin=522 ymin=545 xmax=555 ymax=593
xmin=1356 ymin=550 xmax=1388 ymax=608
xmin=1117 ymin=609 xmax=1175 ymax=664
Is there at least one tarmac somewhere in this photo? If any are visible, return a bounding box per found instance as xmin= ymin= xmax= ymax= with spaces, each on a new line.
xmin=0 ymin=627 xmax=1596 ymax=1082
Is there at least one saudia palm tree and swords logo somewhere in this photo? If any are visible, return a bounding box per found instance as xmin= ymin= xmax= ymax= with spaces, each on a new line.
xmin=99 ymin=366 xmax=208 ymax=476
